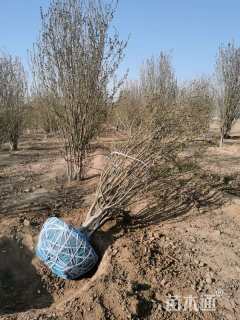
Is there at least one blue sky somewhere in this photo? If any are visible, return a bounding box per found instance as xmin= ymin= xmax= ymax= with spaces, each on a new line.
xmin=0 ymin=0 xmax=240 ymax=82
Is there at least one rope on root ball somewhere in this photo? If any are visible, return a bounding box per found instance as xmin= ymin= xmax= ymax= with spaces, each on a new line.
xmin=36 ymin=217 xmax=98 ymax=280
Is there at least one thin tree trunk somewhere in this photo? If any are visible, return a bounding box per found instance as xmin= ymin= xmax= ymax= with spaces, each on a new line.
xmin=219 ymin=134 xmax=224 ymax=148
xmin=219 ymin=125 xmax=225 ymax=147
xmin=81 ymin=208 xmax=107 ymax=236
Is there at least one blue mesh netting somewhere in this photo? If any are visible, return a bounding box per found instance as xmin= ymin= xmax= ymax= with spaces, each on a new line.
xmin=36 ymin=217 xmax=98 ymax=280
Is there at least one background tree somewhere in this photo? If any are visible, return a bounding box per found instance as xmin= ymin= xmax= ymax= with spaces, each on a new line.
xmin=216 ymin=41 xmax=240 ymax=147
xmin=111 ymin=81 xmax=144 ymax=134
xmin=140 ymin=52 xmax=177 ymax=110
xmin=0 ymin=54 xmax=26 ymax=150
xmin=27 ymin=94 xmax=58 ymax=134
xmin=139 ymin=52 xmax=180 ymax=141
xmin=111 ymin=52 xmax=178 ymax=137
xmin=177 ymin=77 xmax=214 ymax=140
xmin=111 ymin=53 xmax=213 ymax=146
xmin=32 ymin=0 xmax=127 ymax=181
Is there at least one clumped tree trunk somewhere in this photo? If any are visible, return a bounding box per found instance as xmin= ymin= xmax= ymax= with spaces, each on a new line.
xmin=31 ymin=0 xmax=127 ymax=181
xmin=219 ymin=127 xmax=224 ymax=148
xmin=81 ymin=132 xmax=160 ymax=235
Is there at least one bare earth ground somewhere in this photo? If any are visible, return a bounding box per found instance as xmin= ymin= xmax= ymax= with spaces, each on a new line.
xmin=0 ymin=124 xmax=240 ymax=320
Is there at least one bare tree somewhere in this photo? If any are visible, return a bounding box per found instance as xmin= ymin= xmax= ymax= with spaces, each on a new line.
xmin=110 ymin=53 xmax=178 ymax=139
xmin=28 ymin=94 xmax=58 ymax=134
xmin=81 ymin=126 xmax=220 ymax=235
xmin=112 ymin=81 xmax=144 ymax=133
xmin=111 ymin=55 xmax=212 ymax=145
xmin=32 ymin=0 xmax=127 ymax=181
xmin=137 ymin=52 xmax=183 ymax=142
xmin=216 ymin=41 xmax=240 ymax=147
xmin=0 ymin=54 xmax=26 ymax=150
xmin=177 ymin=77 xmax=214 ymax=140
xmin=81 ymin=129 xmax=166 ymax=234
xmin=140 ymin=52 xmax=177 ymax=110
xmin=82 ymin=55 xmax=217 ymax=235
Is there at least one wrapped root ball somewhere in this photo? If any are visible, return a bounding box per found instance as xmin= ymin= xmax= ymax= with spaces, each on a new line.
xmin=36 ymin=217 xmax=98 ymax=280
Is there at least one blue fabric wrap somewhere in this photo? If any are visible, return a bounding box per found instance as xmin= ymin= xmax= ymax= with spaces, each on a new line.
xmin=36 ymin=217 xmax=98 ymax=280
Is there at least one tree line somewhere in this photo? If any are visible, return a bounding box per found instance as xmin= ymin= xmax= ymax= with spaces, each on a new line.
xmin=0 ymin=0 xmax=240 ymax=183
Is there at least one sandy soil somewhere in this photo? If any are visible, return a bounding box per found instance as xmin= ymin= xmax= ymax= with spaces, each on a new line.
xmin=0 ymin=126 xmax=240 ymax=320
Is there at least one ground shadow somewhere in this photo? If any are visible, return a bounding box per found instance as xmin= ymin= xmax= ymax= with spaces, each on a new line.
xmin=224 ymin=135 xmax=240 ymax=140
xmin=0 ymin=179 xmax=91 ymax=217
xmin=0 ymin=236 xmax=53 ymax=315
xmin=222 ymin=173 xmax=240 ymax=197
xmin=130 ymin=174 xmax=225 ymax=229
xmin=80 ymin=229 xmax=116 ymax=279
xmin=130 ymin=188 xmax=224 ymax=229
